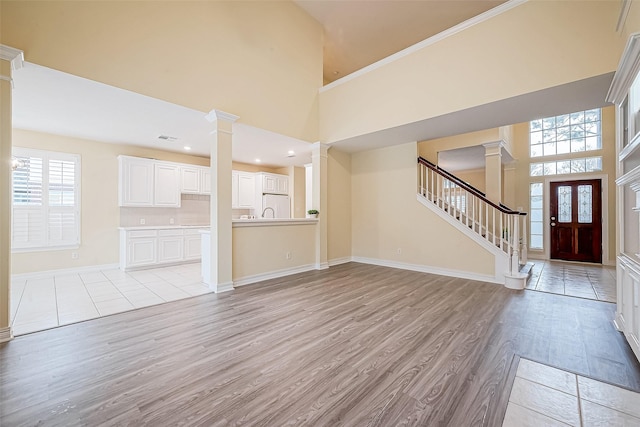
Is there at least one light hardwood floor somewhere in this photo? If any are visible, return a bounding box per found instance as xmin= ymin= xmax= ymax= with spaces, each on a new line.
xmin=1 ymin=262 xmax=639 ymax=426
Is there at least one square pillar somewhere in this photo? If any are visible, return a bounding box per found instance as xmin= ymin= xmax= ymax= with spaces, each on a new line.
xmin=311 ymin=142 xmax=328 ymax=269
xmin=0 ymin=45 xmax=24 ymax=343
xmin=204 ymin=110 xmax=238 ymax=293
xmin=483 ymin=141 xmax=504 ymax=204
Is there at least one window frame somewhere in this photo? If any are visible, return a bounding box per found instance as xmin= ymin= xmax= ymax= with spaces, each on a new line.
xmin=529 ymin=109 xmax=602 ymax=158
xmin=11 ymin=147 xmax=81 ymax=252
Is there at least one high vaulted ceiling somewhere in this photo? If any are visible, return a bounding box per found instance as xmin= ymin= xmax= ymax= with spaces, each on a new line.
xmin=294 ymin=0 xmax=507 ymax=83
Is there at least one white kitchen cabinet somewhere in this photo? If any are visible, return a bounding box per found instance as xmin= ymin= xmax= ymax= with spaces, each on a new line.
xmin=119 ymin=156 xmax=154 ymax=207
xmin=181 ymin=165 xmax=211 ymax=195
xmin=154 ymin=162 xmax=181 ymax=207
xmin=120 ymin=227 xmax=206 ymax=270
xmin=181 ymin=166 xmax=201 ymax=194
xmin=157 ymin=229 xmax=184 ymax=263
xmin=232 ymin=171 xmax=256 ymax=209
xmin=201 ymin=168 xmax=212 ymax=195
xmin=118 ymin=156 xmax=182 ymax=207
xmin=258 ymin=172 xmax=289 ymax=196
xmin=184 ymin=229 xmax=202 ymax=260
xmin=122 ymin=229 xmax=157 ymax=268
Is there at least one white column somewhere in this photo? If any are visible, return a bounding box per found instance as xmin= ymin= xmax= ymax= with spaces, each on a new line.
xmin=311 ymin=143 xmax=328 ymax=269
xmin=503 ymin=162 xmax=517 ymax=208
xmin=204 ymin=109 xmax=238 ymax=293
xmin=483 ymin=141 xmax=504 ymax=204
xmin=0 ymin=45 xmax=23 ymax=343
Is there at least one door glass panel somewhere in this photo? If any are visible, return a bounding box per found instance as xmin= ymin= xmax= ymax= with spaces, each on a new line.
xmin=578 ymin=184 xmax=593 ymax=223
xmin=558 ymin=186 xmax=572 ymax=223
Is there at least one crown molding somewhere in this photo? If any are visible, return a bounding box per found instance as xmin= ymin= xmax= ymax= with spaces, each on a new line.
xmin=617 ymin=0 xmax=632 ymax=33
xmin=205 ymin=109 xmax=239 ymax=123
xmin=0 ymin=45 xmax=24 ymax=70
xmin=320 ymin=0 xmax=527 ymax=93
xmin=607 ymin=32 xmax=640 ymax=105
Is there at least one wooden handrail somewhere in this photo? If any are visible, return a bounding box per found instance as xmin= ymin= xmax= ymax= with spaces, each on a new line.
xmin=418 ymin=157 xmax=526 ymax=216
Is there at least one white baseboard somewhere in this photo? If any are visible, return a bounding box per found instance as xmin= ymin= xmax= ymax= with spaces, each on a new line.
xmin=210 ymin=281 xmax=234 ymax=293
xmin=233 ymin=264 xmax=317 ymax=288
xmin=11 ymin=263 xmax=120 ymax=281
xmin=328 ymin=257 xmax=353 ymax=267
xmin=315 ymin=262 xmax=329 ymax=270
xmin=351 ymin=256 xmax=501 ymax=285
xmin=0 ymin=326 xmax=13 ymax=343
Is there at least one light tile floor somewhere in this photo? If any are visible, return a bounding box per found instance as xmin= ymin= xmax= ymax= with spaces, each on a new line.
xmin=503 ymin=359 xmax=640 ymax=427
xmin=526 ymin=261 xmax=616 ymax=303
xmin=10 ymin=263 xmax=211 ymax=336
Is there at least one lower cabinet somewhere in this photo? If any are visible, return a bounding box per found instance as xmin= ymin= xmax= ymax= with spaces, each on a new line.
xmin=184 ymin=229 xmax=202 ymax=260
xmin=617 ymin=255 xmax=640 ymax=363
xmin=120 ymin=227 xmax=206 ymax=270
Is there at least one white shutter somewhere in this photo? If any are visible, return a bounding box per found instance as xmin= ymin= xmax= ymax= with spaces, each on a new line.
xmin=12 ymin=148 xmax=81 ymax=251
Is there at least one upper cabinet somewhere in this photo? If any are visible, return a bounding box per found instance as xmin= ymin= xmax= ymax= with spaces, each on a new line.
xmin=154 ymin=162 xmax=181 ymax=207
xmin=180 ymin=165 xmax=211 ymax=195
xmin=119 ymin=156 xmax=187 ymax=207
xmin=119 ymin=156 xmax=155 ymax=207
xmin=258 ymin=172 xmax=289 ymax=195
xmin=232 ymin=171 xmax=256 ymax=209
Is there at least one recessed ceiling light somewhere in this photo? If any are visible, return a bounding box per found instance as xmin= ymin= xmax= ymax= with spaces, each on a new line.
xmin=184 ymin=146 xmax=191 ymax=151
xmin=287 ymin=150 xmax=295 ymax=157
xmin=255 ymin=159 xmax=261 ymax=163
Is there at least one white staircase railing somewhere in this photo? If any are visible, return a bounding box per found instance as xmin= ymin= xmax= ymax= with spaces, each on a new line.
xmin=418 ymin=157 xmax=528 ymax=276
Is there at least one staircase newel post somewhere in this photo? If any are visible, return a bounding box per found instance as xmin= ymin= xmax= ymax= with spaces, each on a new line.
xmin=511 ymin=214 xmax=520 ymax=273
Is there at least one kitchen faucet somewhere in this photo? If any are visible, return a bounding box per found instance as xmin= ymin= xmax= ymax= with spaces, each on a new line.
xmin=261 ymin=207 xmax=275 ymax=218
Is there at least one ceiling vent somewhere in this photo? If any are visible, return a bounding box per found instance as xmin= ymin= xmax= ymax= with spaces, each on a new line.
xmin=157 ymin=135 xmax=178 ymax=142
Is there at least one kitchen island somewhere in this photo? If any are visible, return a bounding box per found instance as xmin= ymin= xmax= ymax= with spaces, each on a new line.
xmin=201 ymin=218 xmax=318 ymax=289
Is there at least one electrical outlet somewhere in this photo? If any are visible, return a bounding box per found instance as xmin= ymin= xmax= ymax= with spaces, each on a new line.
xmin=169 ymin=218 xmax=175 ymax=225
xmin=71 ymin=252 xmax=79 ymax=260
xmin=140 ymin=219 xmax=146 ymax=225
xmin=286 ymin=251 xmax=292 ymax=260
xmin=397 ymin=248 xmax=402 ymax=255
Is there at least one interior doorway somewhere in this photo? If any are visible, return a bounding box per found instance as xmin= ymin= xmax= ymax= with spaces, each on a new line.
xmin=549 ymin=179 xmax=602 ymax=263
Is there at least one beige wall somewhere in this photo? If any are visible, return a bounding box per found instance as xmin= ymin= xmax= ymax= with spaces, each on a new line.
xmin=11 ymin=129 xmax=211 ymax=274
xmin=320 ymin=1 xmax=621 ymax=144
xmin=232 ymin=162 xmax=279 ymax=174
xmin=327 ymin=148 xmax=352 ymax=262
xmin=511 ymin=106 xmax=617 ymax=264
xmin=1 ymin=1 xmax=323 ymax=142
xmin=232 ymin=223 xmax=316 ymax=281
xmin=291 ymin=166 xmax=306 ymax=219
xmin=453 ymin=169 xmax=486 ymax=193
xmin=351 ymin=142 xmax=495 ymax=276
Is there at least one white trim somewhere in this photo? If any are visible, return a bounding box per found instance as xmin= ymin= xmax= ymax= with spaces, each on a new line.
xmin=315 ymin=262 xmax=329 ymax=270
xmin=320 ymin=0 xmax=527 ymax=92
xmin=542 ymin=174 xmax=609 ymax=265
xmin=0 ymin=45 xmax=24 ymax=70
xmin=328 ymin=256 xmax=353 ymax=267
xmin=232 ymin=218 xmax=318 ymax=228
xmin=209 ymin=281 xmax=234 ymax=293
xmin=351 ymin=256 xmax=501 ymax=285
xmin=233 ymin=263 xmax=316 ymax=287
xmin=205 ymin=109 xmax=239 ymax=123
xmin=607 ymin=33 xmax=640 ymax=104
xmin=617 ymin=0 xmax=633 ymax=33
xmin=11 ymin=263 xmax=119 ymax=281
xmin=616 ymin=163 xmax=640 ymax=186
xmin=619 ymin=131 xmax=640 ymax=161
xmin=0 ymin=327 xmax=13 ymax=343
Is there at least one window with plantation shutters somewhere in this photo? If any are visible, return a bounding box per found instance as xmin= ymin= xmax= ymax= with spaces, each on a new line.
xmin=11 ymin=148 xmax=80 ymax=251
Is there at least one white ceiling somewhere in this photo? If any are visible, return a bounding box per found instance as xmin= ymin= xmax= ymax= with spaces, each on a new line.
xmin=294 ymin=0 xmax=506 ymax=83
xmin=11 ymin=62 xmax=313 ymax=168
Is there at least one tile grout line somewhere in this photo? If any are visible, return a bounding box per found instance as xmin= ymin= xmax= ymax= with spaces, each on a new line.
xmin=576 ymin=374 xmax=584 ymax=427
xmin=53 ymin=276 xmax=61 ymax=328
xmin=9 ymin=279 xmax=28 ymax=327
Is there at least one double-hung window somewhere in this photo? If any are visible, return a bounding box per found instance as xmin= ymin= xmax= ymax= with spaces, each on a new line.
xmin=12 ymin=147 xmax=81 ymax=251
